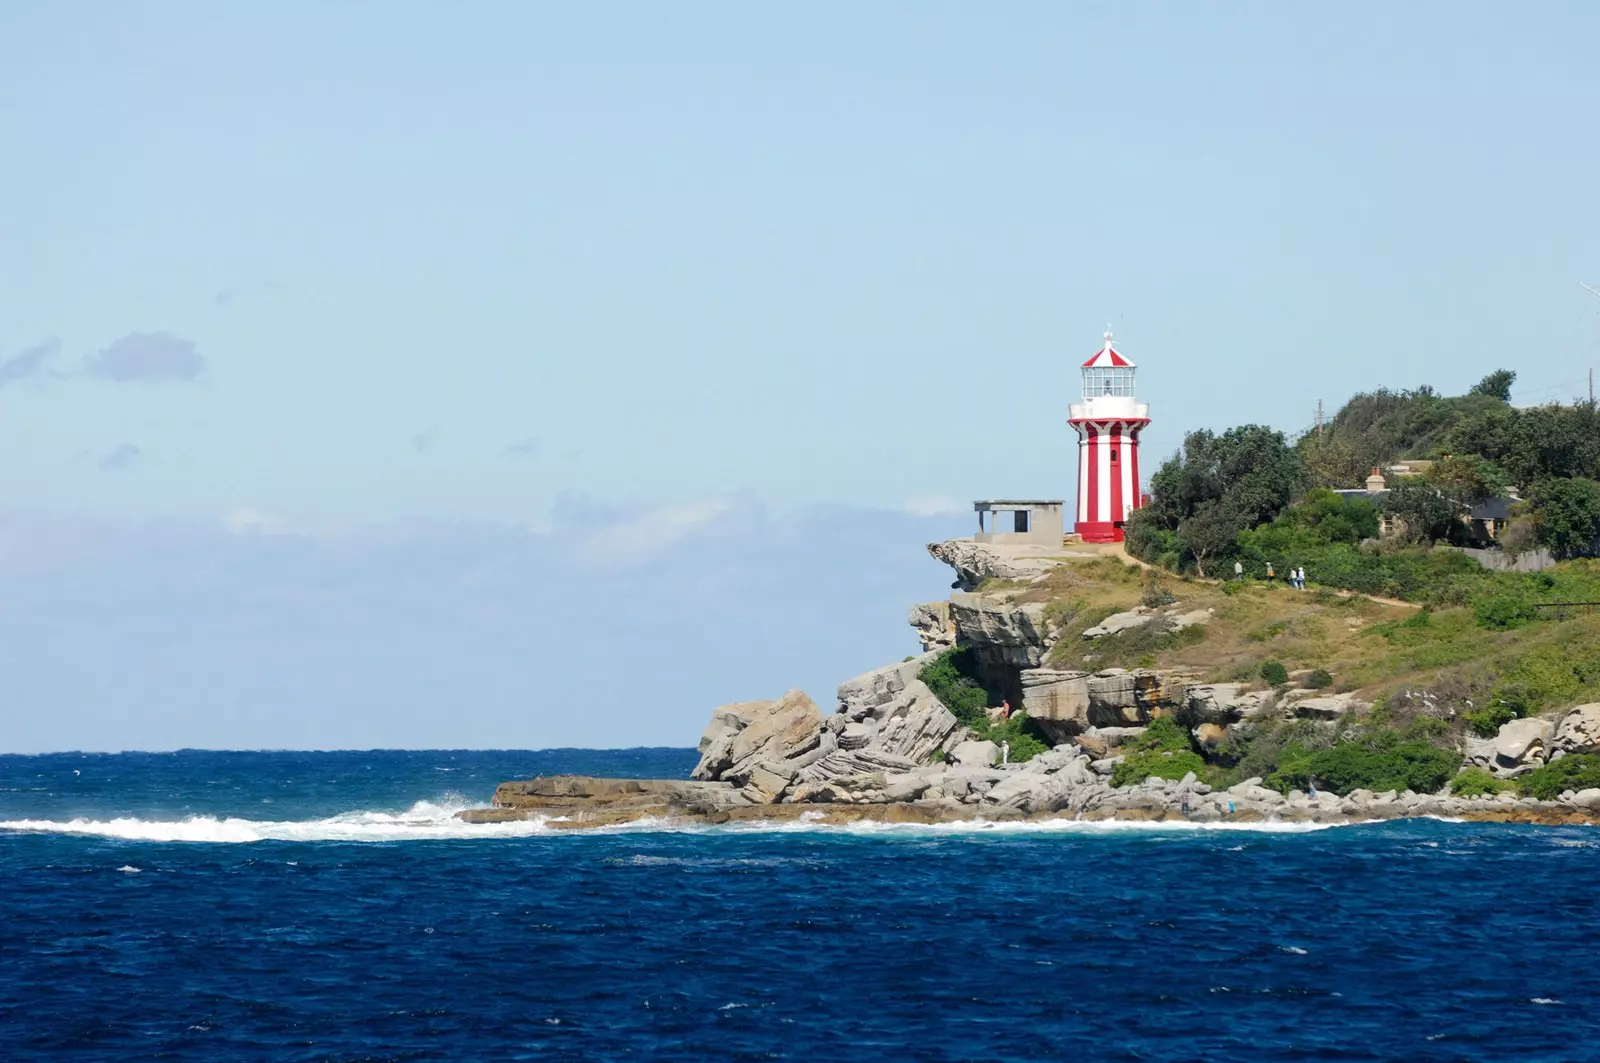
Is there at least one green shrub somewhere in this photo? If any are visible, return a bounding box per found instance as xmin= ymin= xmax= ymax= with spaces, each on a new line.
xmin=1463 ymin=704 xmax=1516 ymax=738
xmin=1306 ymin=668 xmax=1334 ymax=689
xmin=984 ymin=711 xmax=1051 ymax=764
xmin=1141 ymin=583 xmax=1177 ymax=608
xmin=1112 ymin=749 xmax=1207 ymax=788
xmin=1464 ymin=684 xmax=1539 ymax=738
xmin=1129 ymin=716 xmax=1193 ymax=753
xmin=918 ymin=648 xmax=992 ymax=728
xmin=1221 ymin=579 xmax=1246 ymax=596
xmin=1474 ymin=593 xmax=1537 ymax=630
xmin=1261 ymin=661 xmax=1290 ymax=686
xmin=1518 ymin=754 xmax=1600 ymax=801
xmin=1450 ymin=768 xmax=1513 ymax=797
xmin=1265 ymin=737 xmax=1461 ymax=796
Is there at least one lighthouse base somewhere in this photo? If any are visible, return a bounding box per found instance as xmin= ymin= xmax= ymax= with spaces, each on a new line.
xmin=1074 ymin=521 xmax=1124 ymax=544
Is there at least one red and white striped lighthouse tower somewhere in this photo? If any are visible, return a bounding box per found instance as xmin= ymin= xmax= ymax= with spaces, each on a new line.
xmin=1069 ymin=329 xmax=1150 ymax=543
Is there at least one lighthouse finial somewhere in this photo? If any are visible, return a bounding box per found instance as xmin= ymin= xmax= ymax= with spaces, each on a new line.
xmin=1103 ymin=325 xmax=1114 ymax=348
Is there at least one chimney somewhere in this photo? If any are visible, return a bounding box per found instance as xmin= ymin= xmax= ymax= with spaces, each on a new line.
xmin=1365 ymin=467 xmax=1387 ymax=493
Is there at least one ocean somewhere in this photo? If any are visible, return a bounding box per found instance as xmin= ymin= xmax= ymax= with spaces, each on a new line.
xmin=2 ymin=748 xmax=1598 ymax=1062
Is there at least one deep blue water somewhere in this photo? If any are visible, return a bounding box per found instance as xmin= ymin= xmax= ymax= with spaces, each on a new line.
xmin=3 ymin=750 xmax=1600 ymax=1062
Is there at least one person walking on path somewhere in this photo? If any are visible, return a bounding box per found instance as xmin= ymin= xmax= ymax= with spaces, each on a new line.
xmin=1234 ymin=560 xmax=1244 ymax=581
xmin=1297 ymin=565 xmax=1307 ymax=590
xmin=1266 ymin=562 xmax=1276 ymax=585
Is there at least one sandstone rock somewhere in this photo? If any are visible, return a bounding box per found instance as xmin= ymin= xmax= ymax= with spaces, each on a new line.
xmin=927 ymin=539 xmax=1067 ymax=590
xmin=1193 ymin=722 xmax=1229 ymax=751
xmin=832 ymin=657 xmax=965 ymax=768
xmin=867 ymin=685 xmax=964 ymax=764
xmin=1553 ymin=704 xmax=1600 ymax=755
xmin=1494 ymin=717 xmax=1555 ymax=769
xmin=1169 ymin=608 xmax=1213 ymax=631
xmin=1020 ymin=668 xmax=1091 ymax=740
xmin=1089 ymin=756 xmax=1122 ymax=776
xmin=837 ymin=656 xmax=932 ymax=721
xmin=1073 ymin=733 xmax=1109 ymax=758
xmin=948 ymin=739 xmax=1000 ymax=769
xmin=1084 ymin=608 xmax=1156 ymax=639
xmin=1294 ymin=693 xmax=1365 ymax=721
xmin=691 ymin=690 xmax=826 ymax=802
xmin=949 ymin=593 xmax=1057 ymax=668
xmin=908 ymin=601 xmax=957 ymax=653
xmin=484 ymin=775 xmax=755 ymax=821
xmin=1570 ymin=787 xmax=1600 ymax=811
xmin=1185 ymin=684 xmax=1271 ymax=724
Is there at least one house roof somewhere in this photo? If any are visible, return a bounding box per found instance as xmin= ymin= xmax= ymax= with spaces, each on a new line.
xmin=1082 ymin=330 xmax=1135 ymax=369
xmin=1470 ymin=497 xmax=1516 ymax=522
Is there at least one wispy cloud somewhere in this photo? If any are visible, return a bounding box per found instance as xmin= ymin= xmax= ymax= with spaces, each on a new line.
xmin=97 ymin=443 xmax=143 ymax=472
xmin=0 ymin=339 xmax=62 ymax=387
xmin=84 ymin=332 xmax=206 ymax=383
xmin=504 ymin=436 xmax=541 ymax=458
xmin=411 ymin=429 xmax=437 ymax=453
xmin=903 ymin=494 xmax=963 ymax=517
xmin=222 ymin=507 xmax=287 ymax=535
xmin=578 ymin=496 xmax=736 ymax=566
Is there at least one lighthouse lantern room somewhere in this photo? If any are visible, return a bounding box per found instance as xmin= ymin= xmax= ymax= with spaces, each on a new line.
xmin=1069 ymin=330 xmax=1150 ymax=543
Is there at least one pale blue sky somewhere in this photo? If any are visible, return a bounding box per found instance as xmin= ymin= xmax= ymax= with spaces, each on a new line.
xmin=2 ymin=3 xmax=1598 ymax=751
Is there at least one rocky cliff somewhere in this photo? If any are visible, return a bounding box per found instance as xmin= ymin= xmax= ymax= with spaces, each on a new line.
xmin=464 ymin=538 xmax=1600 ymax=828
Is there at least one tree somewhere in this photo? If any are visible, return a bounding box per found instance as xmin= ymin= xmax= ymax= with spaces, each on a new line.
xmin=1527 ymin=477 xmax=1600 ymax=559
xmin=1468 ymin=369 xmax=1516 ymax=402
xmin=1431 ymin=453 xmax=1509 ymax=504
xmin=1381 ymin=479 xmax=1460 ymax=543
xmin=1145 ymin=425 xmax=1304 ymax=531
xmin=1177 ymin=499 xmax=1245 ymax=578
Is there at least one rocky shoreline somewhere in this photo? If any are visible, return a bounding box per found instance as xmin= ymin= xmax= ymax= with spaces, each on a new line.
xmin=459 ymin=539 xmax=1600 ymax=833
xmin=459 ymin=765 xmax=1600 ymax=831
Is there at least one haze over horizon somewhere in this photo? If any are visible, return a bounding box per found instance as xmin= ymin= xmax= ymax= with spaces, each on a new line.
xmin=3 ymin=2 xmax=1599 ymax=752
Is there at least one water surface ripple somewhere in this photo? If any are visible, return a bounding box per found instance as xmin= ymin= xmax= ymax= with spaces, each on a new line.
xmin=2 ymin=749 xmax=1597 ymax=1061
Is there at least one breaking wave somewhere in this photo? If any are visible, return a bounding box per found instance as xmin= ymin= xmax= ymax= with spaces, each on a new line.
xmin=0 ymin=796 xmax=560 ymax=843
xmin=0 ymin=798 xmax=1366 ymax=844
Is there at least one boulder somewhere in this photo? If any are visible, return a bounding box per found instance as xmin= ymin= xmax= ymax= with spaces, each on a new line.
xmin=1494 ymin=717 xmax=1555 ymax=770
xmin=837 ymin=656 xmax=932 ymax=721
xmin=1169 ymin=608 xmax=1213 ymax=631
xmin=832 ymin=657 xmax=965 ymax=767
xmin=1293 ymin=693 xmax=1365 ymax=721
xmin=1084 ymin=608 xmax=1156 ymax=639
xmin=947 ymin=739 xmax=1000 ymax=769
xmin=1570 ymin=788 xmax=1600 ymax=812
xmin=908 ymin=601 xmax=956 ymax=653
xmin=1553 ymin=704 xmax=1600 ymax=756
xmin=1185 ymin=684 xmax=1270 ymax=724
xmin=1193 ymin=722 xmax=1230 ymax=751
xmin=691 ymin=690 xmax=827 ymax=803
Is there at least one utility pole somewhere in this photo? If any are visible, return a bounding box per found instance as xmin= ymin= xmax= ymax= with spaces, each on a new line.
xmin=1315 ymin=398 xmax=1325 ymax=436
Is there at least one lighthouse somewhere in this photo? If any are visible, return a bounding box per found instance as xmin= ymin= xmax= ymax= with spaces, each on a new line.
xmin=1069 ymin=330 xmax=1150 ymax=543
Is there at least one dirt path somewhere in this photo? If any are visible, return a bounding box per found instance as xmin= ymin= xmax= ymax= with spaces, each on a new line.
xmin=1093 ymin=540 xmax=1422 ymax=610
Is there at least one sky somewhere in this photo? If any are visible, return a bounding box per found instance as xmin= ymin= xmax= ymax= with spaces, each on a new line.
xmin=2 ymin=3 xmax=1599 ymax=751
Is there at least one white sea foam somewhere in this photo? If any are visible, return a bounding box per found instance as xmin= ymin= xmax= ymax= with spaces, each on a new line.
xmin=0 ymin=796 xmax=560 ymax=844
xmin=0 ymin=798 xmax=1387 ymax=845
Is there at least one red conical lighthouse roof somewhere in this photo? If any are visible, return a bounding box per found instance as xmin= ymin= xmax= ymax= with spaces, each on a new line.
xmin=1082 ymin=329 xmax=1134 ymax=368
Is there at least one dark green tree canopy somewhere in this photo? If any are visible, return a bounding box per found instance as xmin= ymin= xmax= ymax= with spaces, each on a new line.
xmin=1145 ymin=425 xmax=1304 ymax=531
xmin=1528 ymin=477 xmax=1600 ymax=559
xmin=1468 ymin=369 xmax=1516 ymax=402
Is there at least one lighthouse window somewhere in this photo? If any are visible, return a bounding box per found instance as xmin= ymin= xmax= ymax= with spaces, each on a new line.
xmin=1110 ymin=450 xmax=1118 ymax=462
